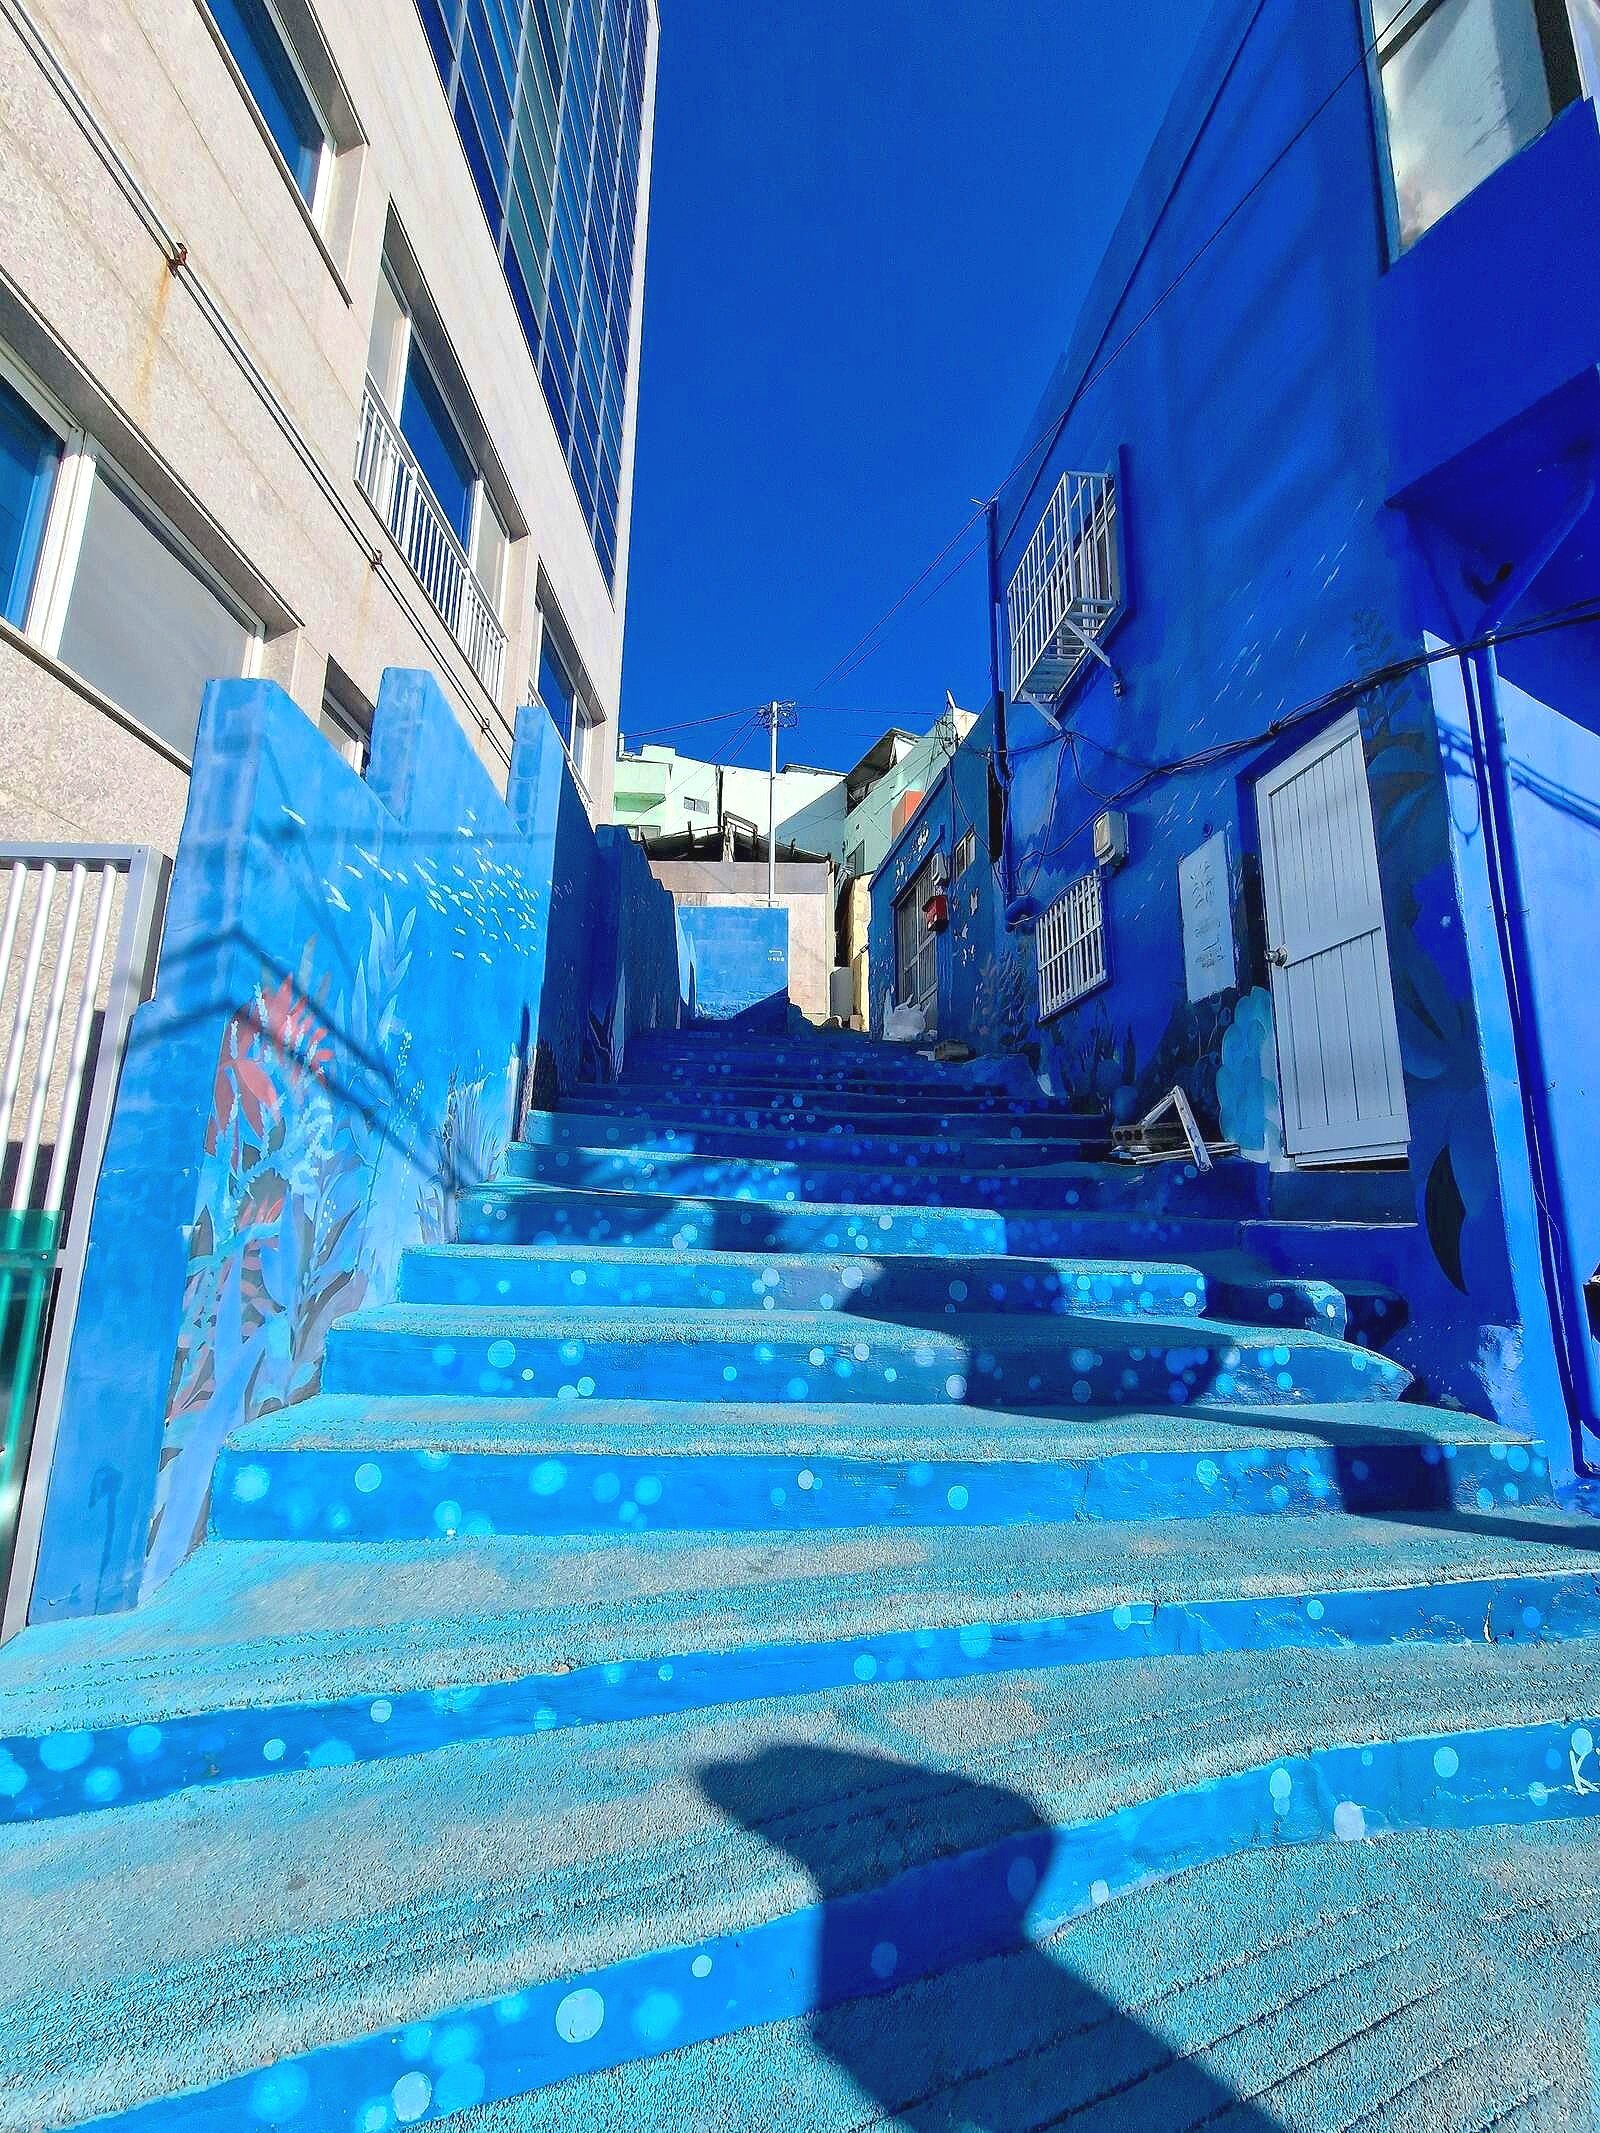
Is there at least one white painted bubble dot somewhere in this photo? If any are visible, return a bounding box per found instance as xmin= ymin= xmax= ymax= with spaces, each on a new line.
xmin=947 ymin=1485 xmax=970 ymax=1511
xmin=555 ymin=1988 xmax=605 ymax=2044
xmin=1090 ymin=1879 xmax=1110 ymax=1906
xmin=869 ymin=1941 xmax=898 ymax=1979
xmin=1268 ymin=1767 xmax=1293 ymax=1806
xmin=691 ymin=1954 xmax=713 ymax=1979
xmin=391 ymin=2070 xmax=432 ymax=2123
xmin=353 ymin=1462 xmax=382 ymax=1494
xmin=1333 ymin=1800 xmax=1366 ymax=1842
xmin=1006 ymin=1855 xmax=1038 ymax=1903
xmin=1433 ymin=1745 xmax=1461 ymax=1779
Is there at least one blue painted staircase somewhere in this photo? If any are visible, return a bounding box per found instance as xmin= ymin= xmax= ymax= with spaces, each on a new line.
xmin=2 ymin=1026 xmax=1600 ymax=2131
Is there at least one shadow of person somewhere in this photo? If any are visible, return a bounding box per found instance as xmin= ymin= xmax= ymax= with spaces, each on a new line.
xmin=699 ymin=1744 xmax=1289 ymax=2132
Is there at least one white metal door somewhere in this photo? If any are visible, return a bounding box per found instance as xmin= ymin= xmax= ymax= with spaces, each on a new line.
xmin=1256 ymin=713 xmax=1410 ymax=1164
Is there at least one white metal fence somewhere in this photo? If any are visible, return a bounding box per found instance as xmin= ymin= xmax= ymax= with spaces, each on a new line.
xmin=1007 ymin=467 xmax=1120 ymax=705
xmin=1036 ymin=866 xmax=1107 ymax=1020
xmin=355 ymin=382 xmax=508 ymax=700
xmin=0 ymin=846 xmax=168 ymax=1636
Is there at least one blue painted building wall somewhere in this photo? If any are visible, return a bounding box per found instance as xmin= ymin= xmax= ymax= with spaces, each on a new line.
xmin=675 ymin=906 xmax=789 ymax=1030
xmin=31 ymin=671 xmax=684 ymax=1619
xmin=872 ymin=2 xmax=1600 ymax=1483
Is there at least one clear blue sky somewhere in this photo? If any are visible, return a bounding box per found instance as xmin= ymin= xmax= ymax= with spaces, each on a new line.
xmin=618 ymin=0 xmax=1206 ymax=774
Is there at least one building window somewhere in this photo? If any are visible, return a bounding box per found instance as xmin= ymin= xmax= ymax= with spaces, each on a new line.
xmin=953 ymin=828 xmax=976 ymax=877
xmin=319 ymin=662 xmax=373 ymax=771
xmin=1037 ymin=868 xmax=1107 ymax=1020
xmin=0 ymin=372 xmax=61 ymax=629
xmin=201 ymin=0 xmax=332 ymax=212
xmin=1370 ymin=0 xmax=1590 ymax=251
xmin=412 ymin=0 xmax=651 ymax=586
xmin=683 ymin=794 xmax=710 ymax=815
xmin=356 ymin=263 xmax=509 ymax=696
xmin=0 ymin=345 xmax=261 ymax=759
xmin=55 ymin=473 xmax=256 ymax=754
xmin=532 ymin=618 xmax=602 ymax=796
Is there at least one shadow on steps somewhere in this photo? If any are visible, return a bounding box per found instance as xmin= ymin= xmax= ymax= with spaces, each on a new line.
xmin=699 ymin=1744 xmax=1288 ymax=2131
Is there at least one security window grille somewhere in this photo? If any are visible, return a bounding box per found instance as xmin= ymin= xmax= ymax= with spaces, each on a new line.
xmin=1037 ymin=868 xmax=1107 ymax=1020
xmin=953 ymin=828 xmax=976 ymax=877
xmin=683 ymin=795 xmax=710 ymax=814
xmin=1007 ymin=467 xmax=1120 ymax=706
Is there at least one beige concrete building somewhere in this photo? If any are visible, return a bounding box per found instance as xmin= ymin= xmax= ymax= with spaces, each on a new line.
xmin=0 ymin=0 xmax=657 ymax=854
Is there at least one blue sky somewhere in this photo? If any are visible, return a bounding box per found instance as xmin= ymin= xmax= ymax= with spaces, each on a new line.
xmin=618 ymin=0 xmax=1206 ymax=774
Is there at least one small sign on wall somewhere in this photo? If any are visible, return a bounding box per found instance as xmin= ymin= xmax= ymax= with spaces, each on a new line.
xmin=1179 ymin=829 xmax=1237 ymax=1002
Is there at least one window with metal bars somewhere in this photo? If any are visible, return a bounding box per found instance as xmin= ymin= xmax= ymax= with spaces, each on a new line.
xmin=953 ymin=828 xmax=976 ymax=877
xmin=1036 ymin=868 xmax=1107 ymax=1020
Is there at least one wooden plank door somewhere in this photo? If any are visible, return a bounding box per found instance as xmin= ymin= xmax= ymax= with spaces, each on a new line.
xmin=1256 ymin=712 xmax=1410 ymax=1164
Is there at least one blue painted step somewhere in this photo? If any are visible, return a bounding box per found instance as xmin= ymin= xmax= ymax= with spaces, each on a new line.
xmin=4 ymin=1507 xmax=1593 ymax=1810
xmin=208 ymin=1393 xmax=1528 ymax=1547
xmin=321 ymin=1302 xmax=1410 ymax=1410
xmin=593 ymin=1079 xmax=1100 ymax=1124
xmin=503 ymin=1140 xmax=1262 ymax=1214
xmin=8 ymin=1638 xmax=1595 ymax=2131
xmin=524 ymin=1110 xmax=1106 ymax=1169
xmin=456 ymin=1180 xmax=1282 ymax=1261
xmin=396 ymin=1242 xmax=1210 ymax=1320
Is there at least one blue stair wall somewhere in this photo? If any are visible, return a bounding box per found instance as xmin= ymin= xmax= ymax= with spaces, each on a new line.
xmin=28 ymin=672 xmax=686 ymax=1623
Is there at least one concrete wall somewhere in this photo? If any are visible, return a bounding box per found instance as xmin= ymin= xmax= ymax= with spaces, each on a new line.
xmin=650 ymin=858 xmax=833 ymax=1022
xmin=841 ymin=709 xmax=973 ymax=877
xmin=26 ymin=667 xmax=682 ymax=1623
xmin=676 ymin=905 xmax=788 ymax=1031
xmin=0 ymin=0 xmax=657 ymax=848
xmin=614 ymin=744 xmax=849 ymax=859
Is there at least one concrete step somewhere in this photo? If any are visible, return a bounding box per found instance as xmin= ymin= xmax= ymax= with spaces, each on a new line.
xmin=456 ymin=1178 xmax=1283 ymax=1264
xmin=586 ymin=1079 xmax=1101 ymax=1126
xmin=469 ymin=1819 xmax=1600 ymax=2132
xmin=522 ymin=1109 xmax=1108 ymax=1169
xmin=7 ymin=1638 xmax=1598 ymax=2129
xmin=3 ymin=1508 xmax=1598 ymax=1825
xmin=208 ymin=1394 xmax=1536 ymax=1544
xmin=501 ymin=1140 xmax=1262 ymax=1215
xmin=395 ymin=1242 xmax=1211 ymax=1321
xmin=321 ymin=1301 xmax=1410 ymax=1412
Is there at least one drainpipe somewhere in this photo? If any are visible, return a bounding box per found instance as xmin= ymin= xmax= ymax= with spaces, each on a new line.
xmin=1452 ymin=453 xmax=1598 ymax=1478
xmin=984 ymin=497 xmax=1021 ymax=918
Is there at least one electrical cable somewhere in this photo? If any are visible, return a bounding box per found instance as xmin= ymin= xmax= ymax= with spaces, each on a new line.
xmin=1008 ymin=595 xmax=1600 ymax=896
xmin=787 ymin=0 xmax=1433 ymax=722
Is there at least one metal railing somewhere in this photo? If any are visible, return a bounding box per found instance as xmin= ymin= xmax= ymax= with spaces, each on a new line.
xmin=355 ymin=381 xmax=508 ymax=700
xmin=0 ymin=846 xmax=168 ymax=1635
xmin=1007 ymin=466 xmax=1121 ymax=705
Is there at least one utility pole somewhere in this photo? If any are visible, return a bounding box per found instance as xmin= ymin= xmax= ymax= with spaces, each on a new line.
xmin=758 ymin=700 xmax=797 ymax=906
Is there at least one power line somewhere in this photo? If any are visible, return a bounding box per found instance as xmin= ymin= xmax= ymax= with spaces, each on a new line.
xmin=790 ymin=0 xmax=1431 ymax=714
xmin=1011 ymin=596 xmax=1600 ymax=896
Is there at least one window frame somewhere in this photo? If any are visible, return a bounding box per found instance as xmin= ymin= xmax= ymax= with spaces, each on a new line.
xmin=953 ymin=827 xmax=977 ymax=878
xmin=1362 ymin=0 xmax=1594 ymax=258
xmin=368 ymin=262 xmax=506 ymax=618
xmin=196 ymin=0 xmax=336 ymax=224
xmin=0 ymin=342 xmax=263 ymax=762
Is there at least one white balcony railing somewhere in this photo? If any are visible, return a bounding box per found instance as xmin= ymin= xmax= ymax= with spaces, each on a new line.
xmin=1007 ymin=467 xmax=1121 ymax=707
xmin=355 ymin=382 xmax=508 ymax=699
